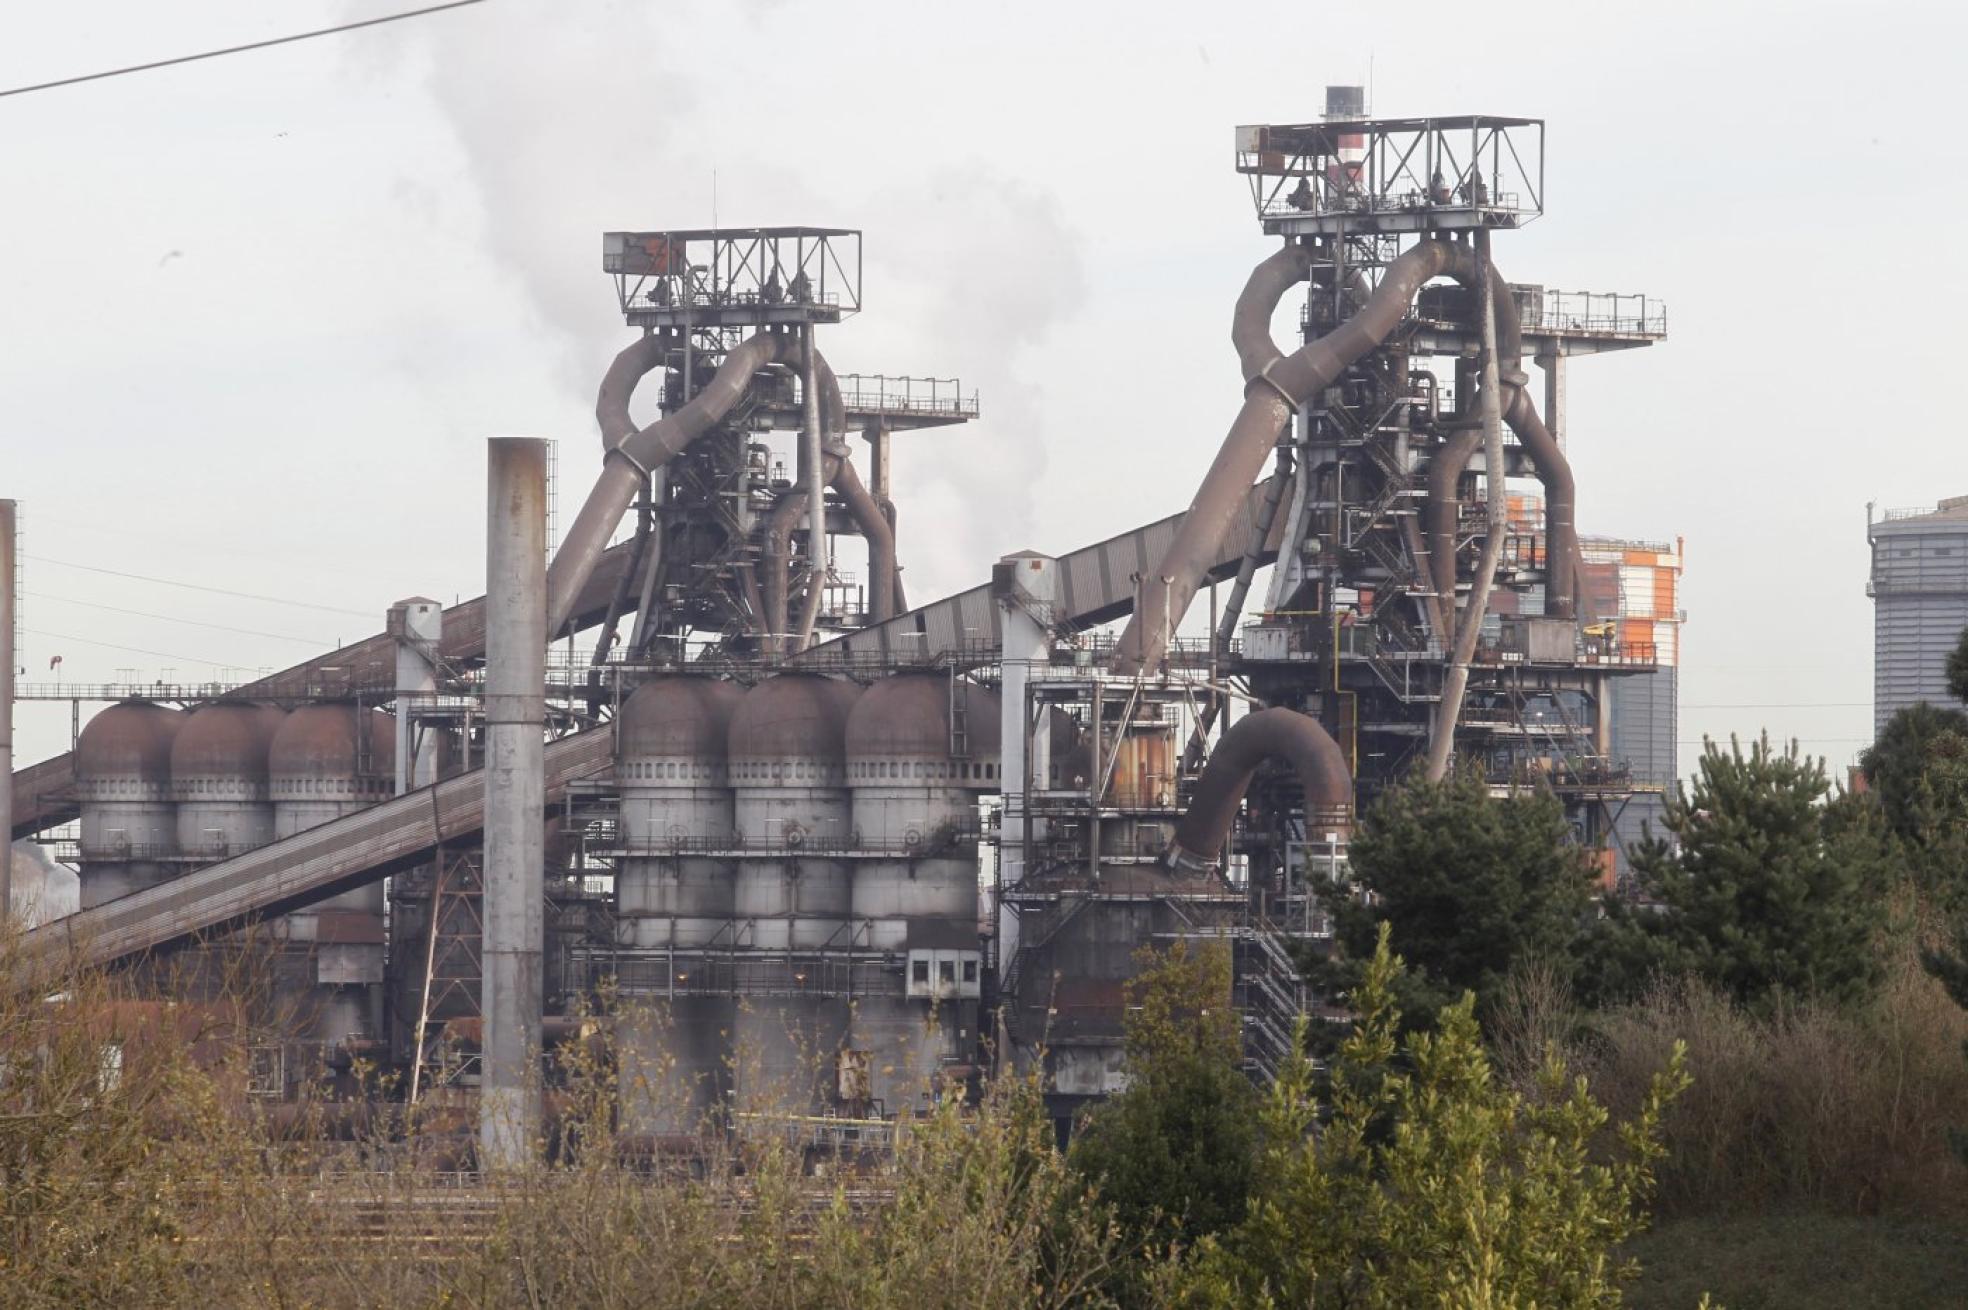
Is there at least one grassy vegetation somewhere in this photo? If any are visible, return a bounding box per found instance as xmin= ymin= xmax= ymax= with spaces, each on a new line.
xmin=1627 ymin=1213 xmax=1968 ymax=1310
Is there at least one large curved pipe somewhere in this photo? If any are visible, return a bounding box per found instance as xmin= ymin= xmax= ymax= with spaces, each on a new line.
xmin=830 ymin=457 xmax=896 ymax=626
xmin=1165 ymin=707 xmax=1352 ymax=872
xmin=1420 ymin=251 xmax=1578 ymax=619
xmin=1113 ymin=237 xmax=1462 ymax=677
xmin=547 ymin=330 xmax=796 ymax=637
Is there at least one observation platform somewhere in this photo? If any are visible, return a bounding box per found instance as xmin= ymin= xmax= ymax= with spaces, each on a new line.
xmin=1238 ymin=115 xmax=1544 ymax=237
xmin=605 ymin=226 xmax=861 ymax=329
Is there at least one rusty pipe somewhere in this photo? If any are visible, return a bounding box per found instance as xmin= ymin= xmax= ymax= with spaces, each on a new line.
xmin=786 ymin=453 xmax=894 ymax=651
xmin=1113 ymin=238 xmax=1461 ymax=677
xmin=1420 ymin=251 xmax=1578 ymax=619
xmin=1426 ymin=230 xmax=1509 ymax=782
xmin=830 ymin=456 xmax=895 ymax=625
xmin=548 ymin=330 xmax=796 ymax=637
xmin=1166 ymin=707 xmax=1351 ymax=872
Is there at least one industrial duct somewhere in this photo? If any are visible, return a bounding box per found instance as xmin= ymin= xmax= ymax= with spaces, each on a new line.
xmin=1165 ymin=707 xmax=1351 ymax=872
xmin=1113 ymin=237 xmax=1466 ymax=677
xmin=1421 ymin=249 xmax=1579 ymax=620
xmin=550 ymin=327 xmax=899 ymax=652
xmin=1113 ymin=235 xmax=1582 ymax=678
xmin=759 ymin=351 xmax=900 ymax=651
xmin=547 ymin=330 xmax=798 ymax=637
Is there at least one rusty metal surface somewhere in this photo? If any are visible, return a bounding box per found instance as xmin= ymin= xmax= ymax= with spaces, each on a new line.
xmin=168 ymin=703 xmax=286 ymax=790
xmin=9 ymin=538 xmax=637 ymax=839
xmin=845 ymin=674 xmax=1000 ymax=761
xmin=728 ymin=674 xmax=858 ymax=761
xmin=21 ymin=728 xmax=613 ymax=971
xmin=618 ymin=675 xmax=744 ymax=760
xmin=72 ymin=701 xmax=184 ymax=796
xmin=269 ymin=704 xmax=396 ymax=784
xmin=798 ymin=474 xmax=1289 ymax=669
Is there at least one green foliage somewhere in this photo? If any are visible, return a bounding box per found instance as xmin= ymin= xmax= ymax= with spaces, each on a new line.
xmin=1860 ymin=701 xmax=1968 ymax=847
xmin=1069 ymin=941 xmax=1258 ymax=1273
xmin=1948 ymin=628 xmax=1968 ymax=707
xmin=1593 ymin=735 xmax=1887 ymax=1010
xmin=1330 ymin=770 xmax=1598 ymax=1022
xmin=815 ymin=1070 xmax=1124 ymax=1308
xmin=1178 ymin=924 xmax=1689 ymax=1308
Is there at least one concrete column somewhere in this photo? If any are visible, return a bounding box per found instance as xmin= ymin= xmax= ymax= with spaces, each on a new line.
xmin=993 ymin=552 xmax=1056 ymax=969
xmin=863 ymin=420 xmax=892 ymax=504
xmin=1 ymin=500 xmax=14 ymax=919
xmin=481 ymin=438 xmax=547 ymax=1170
xmin=390 ymin=598 xmax=444 ymax=794
xmin=1539 ymin=348 xmax=1566 ymax=453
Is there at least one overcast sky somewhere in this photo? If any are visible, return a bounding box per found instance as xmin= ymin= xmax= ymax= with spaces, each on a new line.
xmin=3 ymin=0 xmax=1960 ymax=779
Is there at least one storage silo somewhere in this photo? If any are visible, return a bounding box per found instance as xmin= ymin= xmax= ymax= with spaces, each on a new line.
xmin=613 ymin=675 xmax=743 ymax=1131
xmin=727 ymin=674 xmax=860 ymax=1117
xmin=844 ymin=674 xmax=994 ymax=1115
xmin=171 ymin=703 xmax=287 ymax=862
xmin=73 ymin=701 xmax=184 ymax=908
xmin=269 ymin=703 xmax=396 ymax=1044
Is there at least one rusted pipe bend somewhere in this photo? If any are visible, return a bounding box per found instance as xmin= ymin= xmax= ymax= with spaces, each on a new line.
xmin=1165 ymin=707 xmax=1351 ymax=872
xmin=547 ymin=330 xmax=801 ymax=636
xmin=1113 ymin=238 xmax=1461 ymax=677
xmin=1420 ymin=249 xmax=1578 ymax=620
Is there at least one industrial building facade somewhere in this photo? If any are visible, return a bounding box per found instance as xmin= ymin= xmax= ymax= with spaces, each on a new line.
xmin=8 ymin=95 xmax=1687 ymax=1157
xmin=1580 ymin=537 xmax=1683 ymax=879
xmin=1870 ymin=496 xmax=1968 ymax=732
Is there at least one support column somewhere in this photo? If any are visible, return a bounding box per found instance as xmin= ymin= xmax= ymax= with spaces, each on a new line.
xmin=994 ymin=552 xmax=1057 ymax=974
xmin=481 ymin=438 xmax=547 ymax=1171
xmin=1 ymin=500 xmax=14 ymax=920
xmin=1539 ymin=348 xmax=1567 ymax=453
xmin=390 ymin=598 xmax=444 ymax=795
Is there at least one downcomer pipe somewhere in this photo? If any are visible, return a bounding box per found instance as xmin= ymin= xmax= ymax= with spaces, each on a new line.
xmin=1420 ymin=249 xmax=1578 ymax=619
xmin=1165 ymin=708 xmax=1352 ymax=872
xmin=482 ymin=437 xmax=548 ymax=1170
xmin=1425 ymin=230 xmax=1509 ymax=782
xmin=759 ymin=349 xmax=900 ymax=650
xmin=1113 ymin=237 xmax=1463 ymax=677
xmin=547 ymin=330 xmax=799 ymax=638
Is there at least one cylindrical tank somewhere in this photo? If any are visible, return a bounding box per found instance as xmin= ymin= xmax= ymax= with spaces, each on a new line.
xmin=74 ymin=701 xmax=184 ymax=908
xmin=845 ymin=675 xmax=997 ymax=1115
xmin=613 ymin=675 xmax=742 ymax=1132
xmin=269 ymin=703 xmax=397 ymax=1044
xmin=727 ymin=674 xmax=860 ymax=1116
xmin=171 ymin=703 xmax=287 ymax=861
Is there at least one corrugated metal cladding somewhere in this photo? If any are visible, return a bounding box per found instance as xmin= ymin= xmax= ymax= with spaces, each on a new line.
xmin=1871 ymin=501 xmax=1968 ymax=734
xmin=1609 ymin=667 xmax=1677 ymax=879
xmin=802 ymin=475 xmax=1284 ymax=667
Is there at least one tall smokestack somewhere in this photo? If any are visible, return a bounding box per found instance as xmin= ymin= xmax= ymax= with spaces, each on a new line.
xmin=1 ymin=500 xmax=14 ymax=921
xmin=481 ymin=439 xmax=547 ymax=1170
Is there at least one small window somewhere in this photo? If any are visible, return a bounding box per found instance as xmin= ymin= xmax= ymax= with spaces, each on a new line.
xmin=1938 ymin=548 xmax=1955 ymax=557
xmin=938 ymin=960 xmax=956 ymax=983
xmin=963 ymin=960 xmax=978 ymax=983
xmin=912 ymin=959 xmax=930 ymax=985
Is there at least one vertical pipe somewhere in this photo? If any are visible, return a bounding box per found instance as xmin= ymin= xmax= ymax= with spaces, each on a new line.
xmin=481 ymin=438 xmax=547 ymax=1171
xmin=801 ymin=326 xmax=827 ymax=642
xmin=1425 ymin=231 xmax=1508 ymax=783
xmin=0 ymin=500 xmax=13 ymax=919
xmin=392 ymin=598 xmax=443 ymax=794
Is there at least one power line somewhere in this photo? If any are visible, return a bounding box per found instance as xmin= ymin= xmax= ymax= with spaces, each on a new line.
xmin=0 ymin=0 xmax=486 ymax=100
xmin=1682 ymin=701 xmax=1871 ymax=710
xmin=24 ymin=591 xmax=328 ymax=645
xmin=23 ymin=554 xmax=372 ymax=618
xmin=24 ymin=628 xmax=236 ymax=669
